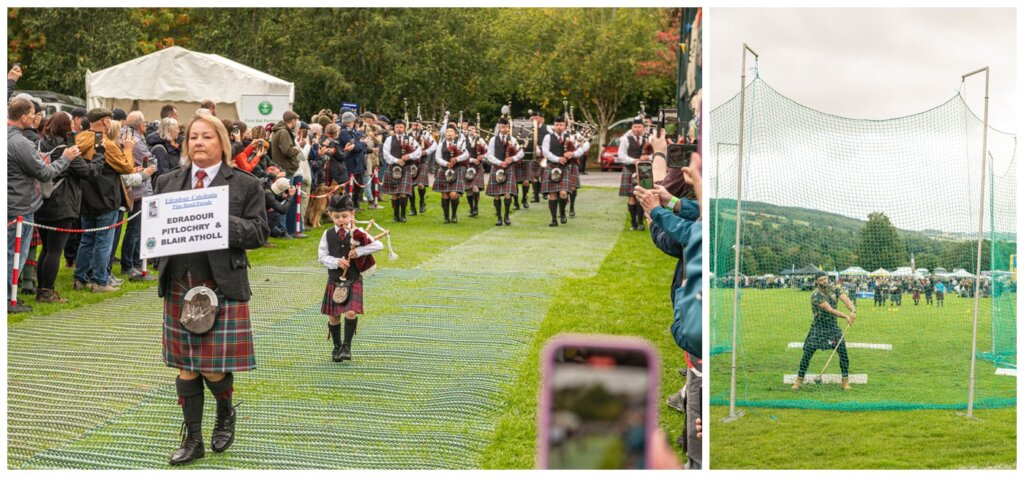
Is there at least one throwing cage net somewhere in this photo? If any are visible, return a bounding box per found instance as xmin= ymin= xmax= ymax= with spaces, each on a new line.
xmin=709 ymin=77 xmax=1017 ymax=411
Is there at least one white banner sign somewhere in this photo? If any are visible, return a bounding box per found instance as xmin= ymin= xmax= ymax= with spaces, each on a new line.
xmin=239 ymin=94 xmax=292 ymax=130
xmin=140 ymin=186 xmax=230 ymax=259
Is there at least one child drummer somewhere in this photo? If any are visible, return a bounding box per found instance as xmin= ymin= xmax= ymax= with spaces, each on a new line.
xmin=318 ymin=194 xmax=383 ymax=362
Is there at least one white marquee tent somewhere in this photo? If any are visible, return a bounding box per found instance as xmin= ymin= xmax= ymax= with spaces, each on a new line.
xmin=86 ymin=46 xmax=294 ymax=123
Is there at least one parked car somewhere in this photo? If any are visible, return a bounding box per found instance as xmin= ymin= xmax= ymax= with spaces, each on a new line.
xmin=12 ymin=90 xmax=86 ymax=117
xmin=599 ymin=117 xmax=636 ymax=171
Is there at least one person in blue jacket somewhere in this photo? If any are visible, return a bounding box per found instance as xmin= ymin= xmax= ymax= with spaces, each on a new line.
xmin=338 ymin=112 xmax=368 ymax=210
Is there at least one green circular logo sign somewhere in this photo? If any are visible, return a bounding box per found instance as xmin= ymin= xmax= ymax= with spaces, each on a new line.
xmin=258 ymin=101 xmax=273 ymax=115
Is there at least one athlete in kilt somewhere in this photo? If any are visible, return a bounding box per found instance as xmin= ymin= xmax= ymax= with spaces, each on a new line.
xmin=432 ymin=125 xmax=470 ymax=223
xmin=540 ymin=116 xmax=585 ymax=227
xmin=527 ymin=111 xmax=551 ymax=203
xmin=485 ymin=118 xmax=525 ymax=226
xmin=380 ymin=119 xmax=422 ymax=223
xmin=792 ymin=272 xmax=856 ymax=391
xmin=464 ymin=123 xmax=487 ymax=217
xmin=318 ymin=194 xmax=383 ymax=362
xmin=617 ymin=119 xmax=652 ymax=231
xmin=154 ymin=114 xmax=270 ymax=465
xmin=409 ymin=118 xmax=435 ymax=215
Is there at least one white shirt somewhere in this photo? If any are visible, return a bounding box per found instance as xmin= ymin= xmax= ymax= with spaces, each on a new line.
xmin=485 ymin=135 xmax=524 ymax=166
xmin=190 ymin=161 xmax=223 ymax=189
xmin=433 ymin=137 xmax=470 ymax=167
xmin=381 ymin=134 xmax=423 ymax=165
xmin=616 ymin=134 xmax=645 ymax=165
xmin=317 ymin=225 xmax=384 ymax=270
xmin=541 ymin=131 xmax=584 ymax=164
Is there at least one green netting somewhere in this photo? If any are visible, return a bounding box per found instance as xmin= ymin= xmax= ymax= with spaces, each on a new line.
xmin=709 ymin=77 xmax=1017 ymax=411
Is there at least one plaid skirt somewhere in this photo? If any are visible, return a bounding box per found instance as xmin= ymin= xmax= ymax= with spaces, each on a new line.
xmin=618 ymin=166 xmax=637 ymax=196
xmin=803 ymin=320 xmax=844 ymax=351
xmin=464 ymin=162 xmax=486 ymax=190
xmin=540 ymin=164 xmax=571 ymax=194
xmin=428 ymin=159 xmax=439 ymax=175
xmin=512 ymin=160 xmax=531 ymax=183
xmin=433 ymin=165 xmax=466 ymax=194
xmin=381 ymin=163 xmax=415 ymax=196
xmin=485 ymin=166 xmax=519 ymax=196
xmin=162 ymin=278 xmax=256 ymax=373
xmin=567 ymin=163 xmax=581 ymax=190
xmin=529 ymin=160 xmax=542 ymax=181
xmin=413 ymin=159 xmax=431 ymax=187
xmin=321 ymin=278 xmax=364 ymax=316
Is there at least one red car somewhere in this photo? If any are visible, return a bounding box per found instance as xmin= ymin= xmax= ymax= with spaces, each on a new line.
xmin=599 ymin=118 xmax=635 ymax=171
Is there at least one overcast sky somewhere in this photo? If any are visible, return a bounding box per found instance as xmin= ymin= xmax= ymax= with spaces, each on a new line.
xmin=710 ymin=8 xmax=1017 ymax=131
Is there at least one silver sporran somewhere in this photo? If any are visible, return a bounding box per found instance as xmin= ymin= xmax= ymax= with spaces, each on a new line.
xmin=180 ymin=286 xmax=218 ymax=335
xmin=549 ymin=166 xmax=563 ymax=183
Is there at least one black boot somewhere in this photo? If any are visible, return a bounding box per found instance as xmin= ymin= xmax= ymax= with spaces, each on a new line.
xmin=532 ymin=182 xmax=541 ymax=202
xmin=521 ymin=184 xmax=530 ymax=208
xmin=408 ymin=192 xmax=418 ymax=216
xmin=494 ymin=199 xmax=503 ymax=226
xmin=329 ymin=323 xmax=343 ymax=362
xmin=341 ymin=317 xmax=358 ymax=361
xmin=628 ymin=203 xmax=637 ymax=230
xmin=170 ymin=377 xmax=205 ymax=465
xmin=634 ymin=203 xmax=645 ymax=231
xmin=569 ymin=190 xmax=577 ymax=217
xmin=559 ymin=197 xmax=568 ymax=224
xmin=418 ymin=187 xmax=427 ymax=213
xmin=513 ymin=194 xmax=521 ymax=210
xmin=204 ymin=373 xmax=236 ymax=453
xmin=442 ymin=198 xmax=451 ymax=223
xmin=503 ymin=197 xmax=512 ymax=225
xmin=451 ymin=197 xmax=460 ymax=223
xmin=392 ymin=199 xmax=400 ymax=223
xmin=548 ymin=199 xmax=559 ymax=226
xmin=399 ymin=197 xmax=408 ymax=222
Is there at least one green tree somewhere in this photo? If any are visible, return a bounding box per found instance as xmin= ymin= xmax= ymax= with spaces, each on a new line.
xmin=855 ymin=212 xmax=907 ymax=271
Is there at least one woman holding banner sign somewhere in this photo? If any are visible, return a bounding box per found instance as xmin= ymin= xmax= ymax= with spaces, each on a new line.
xmin=152 ymin=113 xmax=269 ymax=466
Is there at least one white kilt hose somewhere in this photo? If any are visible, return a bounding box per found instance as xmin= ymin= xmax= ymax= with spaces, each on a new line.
xmin=485 ymin=165 xmax=519 ymax=196
xmin=432 ymin=164 xmax=466 ymax=194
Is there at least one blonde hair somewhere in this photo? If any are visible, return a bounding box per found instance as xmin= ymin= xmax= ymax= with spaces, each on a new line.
xmin=325 ymin=123 xmax=340 ymax=137
xmin=180 ymin=113 xmax=233 ymax=168
xmin=158 ymin=117 xmax=179 ymax=142
xmin=106 ymin=120 xmax=121 ymax=141
xmin=251 ymin=125 xmax=265 ymax=140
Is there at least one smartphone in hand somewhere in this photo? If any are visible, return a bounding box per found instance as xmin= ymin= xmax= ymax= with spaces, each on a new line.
xmin=667 ymin=143 xmax=697 ymax=169
xmin=537 ymin=335 xmax=660 ymax=469
xmin=636 ymin=161 xmax=655 ymax=189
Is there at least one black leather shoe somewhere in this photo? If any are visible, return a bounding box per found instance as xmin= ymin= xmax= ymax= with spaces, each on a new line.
xmin=399 ymin=216 xmax=407 ymax=223
xmin=211 ymin=405 xmax=238 ymax=453
xmin=451 ymin=215 xmax=458 ymax=223
xmin=522 ymin=200 xmax=529 ymax=209
xmin=636 ymin=222 xmax=645 ymax=231
xmin=169 ymin=423 xmax=205 ymax=465
xmin=409 ymin=207 xmax=418 ymax=216
xmin=495 ymin=218 xmax=503 ymax=226
xmin=444 ymin=217 xmax=451 ymax=224
xmin=339 ymin=343 xmax=352 ymax=361
xmin=560 ymin=215 xmax=567 ymax=224
xmin=629 ymin=224 xmax=637 ymax=231
xmin=569 ymin=210 xmax=575 ymax=218
xmin=549 ymin=220 xmax=558 ymax=227
xmin=504 ymin=216 xmax=511 ymax=226
xmin=419 ymin=204 xmax=426 ymax=213
xmin=332 ymin=345 xmax=344 ymax=362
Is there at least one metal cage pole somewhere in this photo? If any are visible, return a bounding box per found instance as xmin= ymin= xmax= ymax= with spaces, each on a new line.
xmin=724 ymin=44 xmax=758 ymax=423
xmin=961 ymin=66 xmax=989 ymax=419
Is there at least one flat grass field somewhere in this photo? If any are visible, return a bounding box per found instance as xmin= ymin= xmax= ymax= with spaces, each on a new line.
xmin=7 ymin=186 xmax=689 ymax=469
xmin=709 ymin=287 xmax=1017 ymax=469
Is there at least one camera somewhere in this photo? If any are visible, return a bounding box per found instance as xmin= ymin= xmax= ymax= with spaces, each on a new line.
xmin=94 ymin=131 xmax=105 ymax=153
xmin=667 ymin=143 xmax=696 ymax=169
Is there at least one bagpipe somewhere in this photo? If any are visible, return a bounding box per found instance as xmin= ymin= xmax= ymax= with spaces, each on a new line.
xmin=444 ymin=139 xmax=465 ymax=183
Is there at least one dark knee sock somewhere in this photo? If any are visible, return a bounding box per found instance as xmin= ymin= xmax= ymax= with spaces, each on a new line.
xmin=532 ymin=182 xmax=540 ymax=199
xmin=418 ymin=187 xmax=426 ymax=204
xmin=329 ymin=322 xmax=341 ymax=347
xmin=441 ymin=198 xmax=451 ymax=220
xmin=558 ymin=197 xmax=567 ymax=216
xmin=204 ymin=373 xmax=234 ymax=418
xmin=570 ymin=190 xmax=577 ymax=210
xmin=838 ymin=344 xmax=850 ymax=377
xmin=343 ymin=317 xmax=358 ymax=345
xmin=549 ymin=199 xmax=558 ymax=221
xmin=503 ymin=197 xmax=512 ymax=217
xmin=391 ymin=199 xmax=399 ymax=218
xmin=409 ymin=191 xmax=417 ymax=209
xmin=494 ymin=198 xmax=502 ymax=216
xmin=176 ymin=376 xmax=205 ymax=435
xmin=797 ymin=347 xmax=815 ymax=378
xmin=628 ymin=203 xmax=637 ymax=226
xmin=522 ymin=184 xmax=530 ymax=199
xmin=451 ymin=197 xmax=459 ymax=215
xmin=513 ymin=193 xmax=520 ymax=207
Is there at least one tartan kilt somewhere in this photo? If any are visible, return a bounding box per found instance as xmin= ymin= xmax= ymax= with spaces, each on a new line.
xmin=618 ymin=166 xmax=637 ymax=197
xmin=428 ymin=159 xmax=439 ymax=175
xmin=511 ymin=160 xmax=531 ymax=183
xmin=802 ymin=320 xmax=844 ymax=351
xmin=413 ymin=159 xmax=431 ymax=187
xmin=433 ymin=165 xmax=466 ymax=194
xmin=485 ymin=166 xmax=519 ymax=196
xmin=464 ymin=162 xmax=486 ymax=190
xmin=381 ymin=164 xmax=414 ymax=196
xmin=162 ymin=278 xmax=256 ymax=373
xmin=567 ymin=162 xmax=581 ymax=190
xmin=321 ymin=278 xmax=364 ymax=316
xmin=540 ymin=165 xmax=571 ymax=194
xmin=529 ymin=160 xmax=542 ymax=181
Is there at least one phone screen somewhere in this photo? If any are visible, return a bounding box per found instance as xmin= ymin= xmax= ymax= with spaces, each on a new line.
xmin=544 ymin=344 xmax=652 ymax=469
xmin=667 ymin=143 xmax=696 ymax=169
xmin=663 ymin=109 xmax=679 ymax=141
xmin=636 ymin=162 xmax=654 ymax=190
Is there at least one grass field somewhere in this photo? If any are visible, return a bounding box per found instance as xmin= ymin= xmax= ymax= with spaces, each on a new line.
xmin=7 ymin=186 xmax=690 ymax=469
xmin=709 ymin=287 xmax=1017 ymax=469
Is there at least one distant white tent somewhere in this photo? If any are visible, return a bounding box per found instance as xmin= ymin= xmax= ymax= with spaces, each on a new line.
xmin=916 ymin=268 xmax=930 ymax=275
xmin=839 ymin=266 xmax=868 ymax=276
xmin=869 ymin=268 xmax=891 ymax=277
xmin=892 ymin=267 xmax=915 ymax=277
xmin=86 ymin=46 xmax=295 ymax=123
xmin=950 ymin=268 xmax=975 ymax=278
xmin=933 ymin=267 xmax=949 ymax=277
